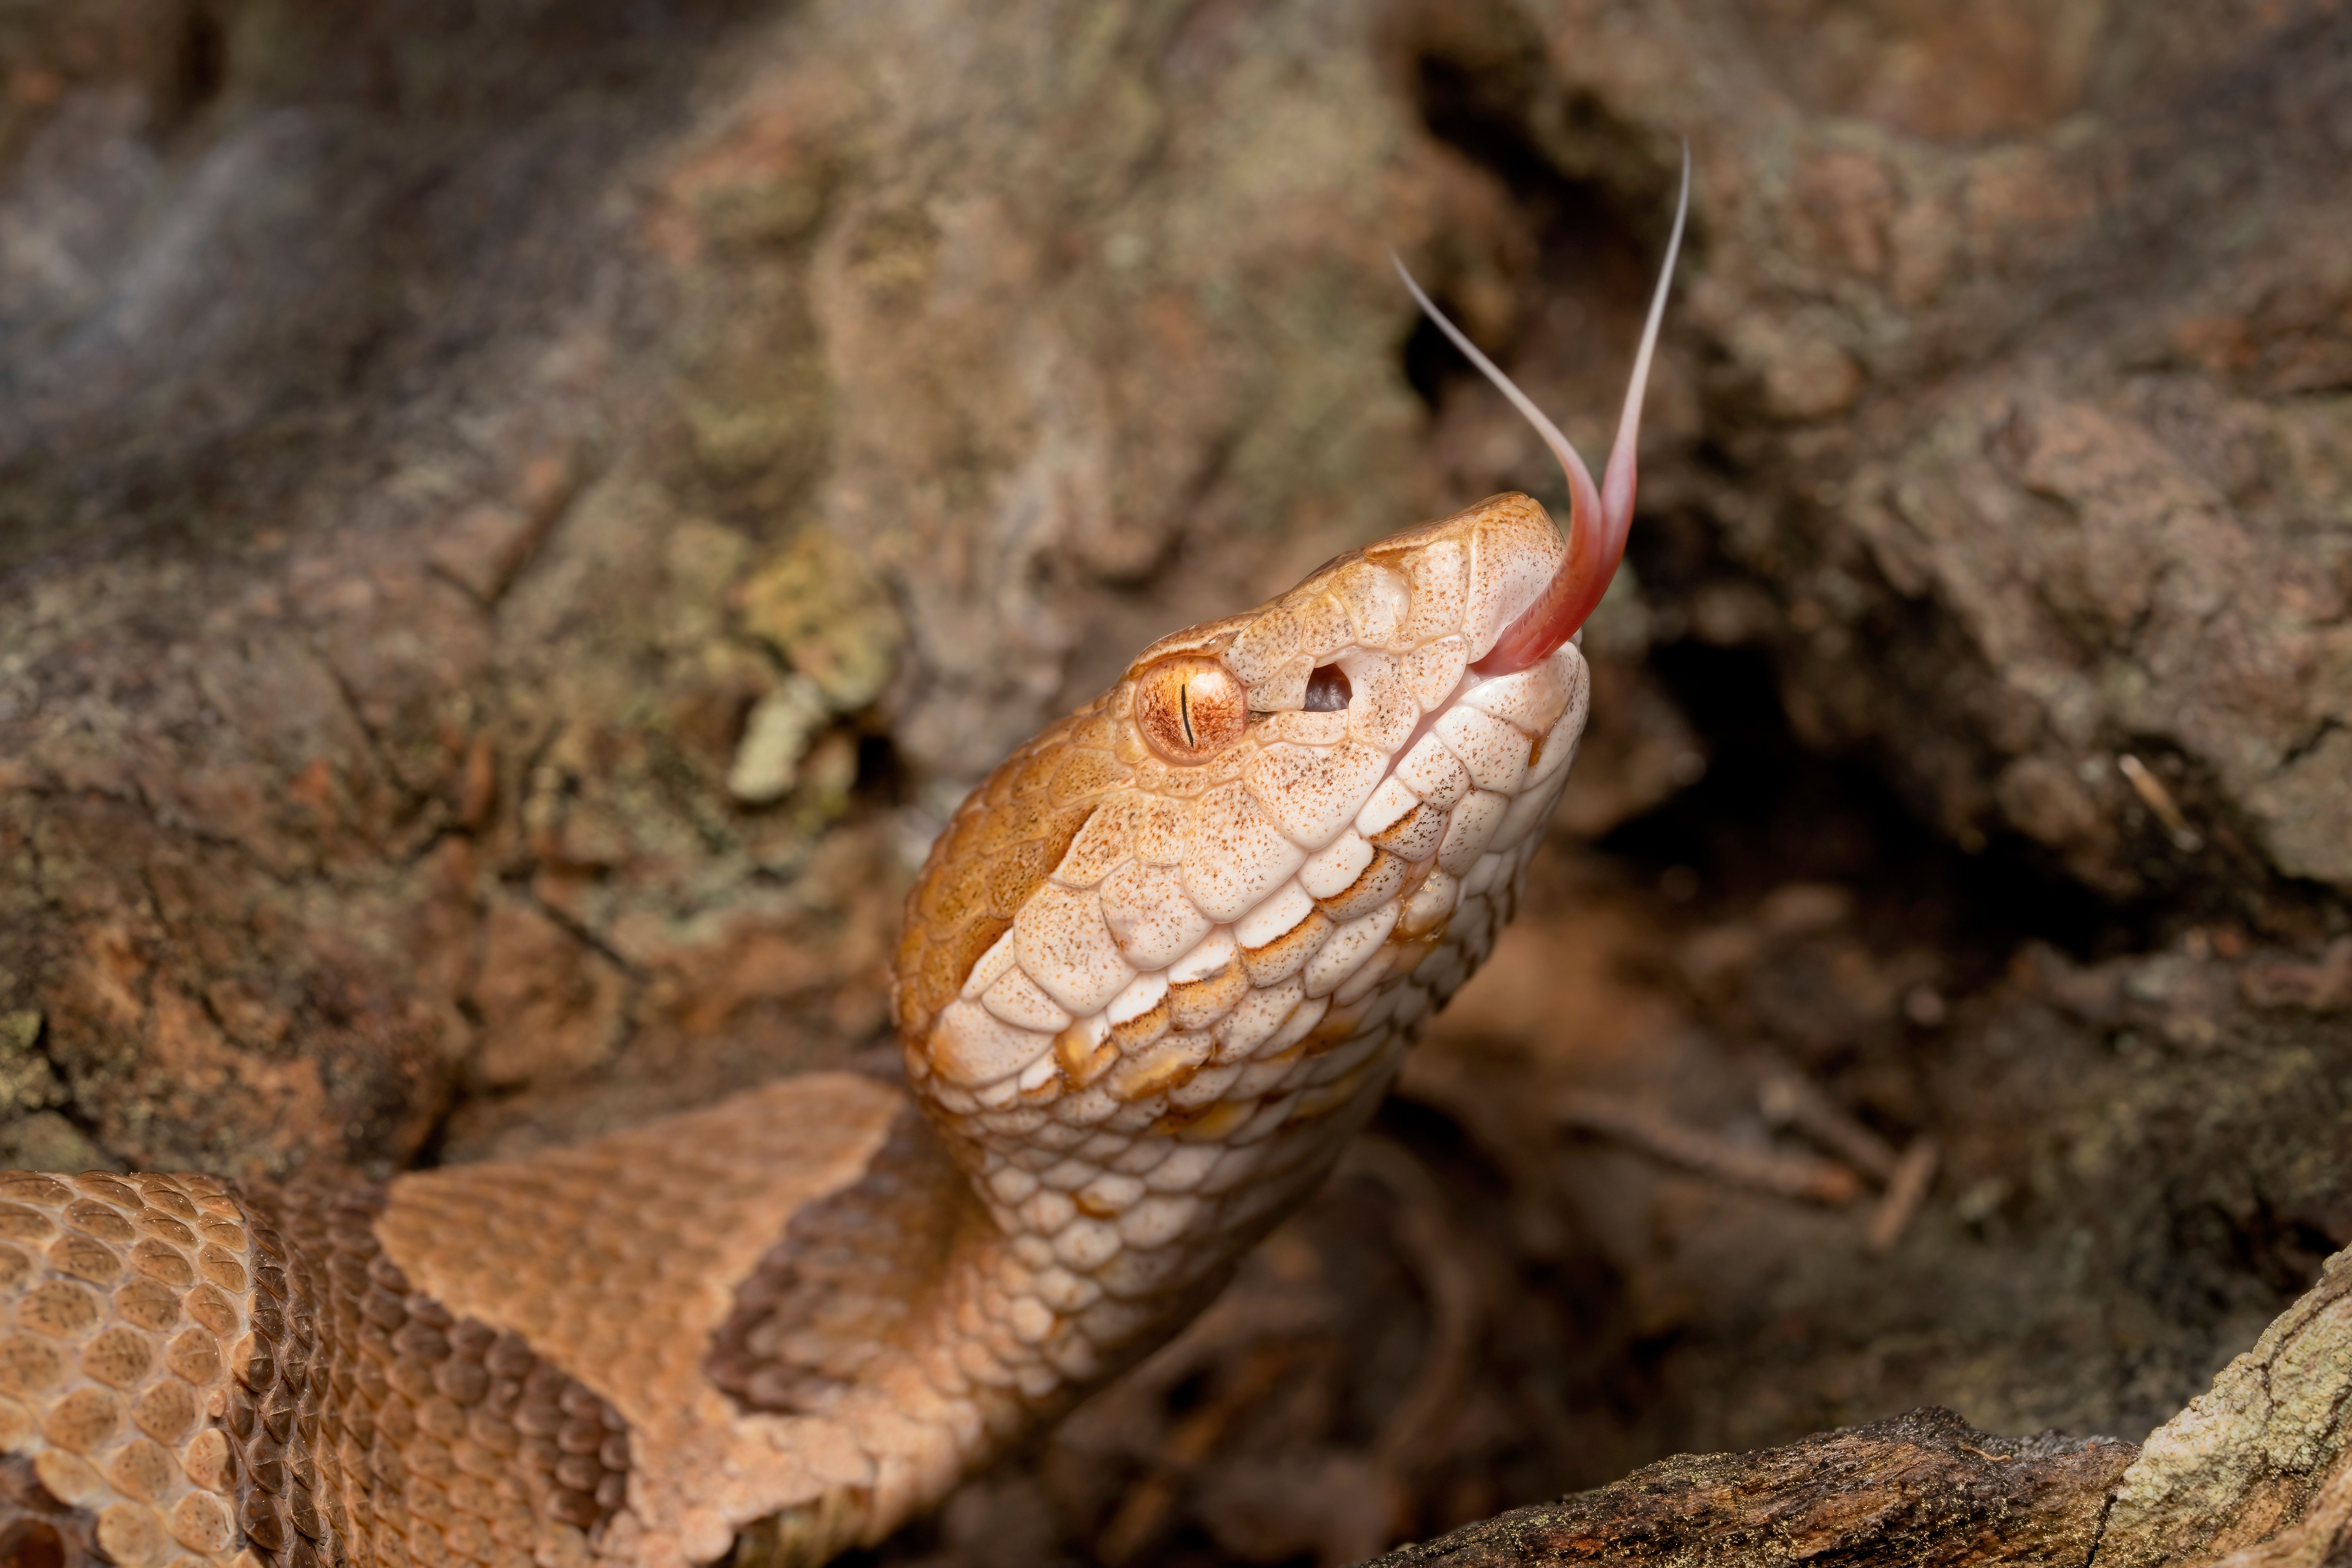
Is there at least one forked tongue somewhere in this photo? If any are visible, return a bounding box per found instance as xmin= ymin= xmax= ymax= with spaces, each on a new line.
xmin=1391 ymin=144 xmax=1690 ymax=676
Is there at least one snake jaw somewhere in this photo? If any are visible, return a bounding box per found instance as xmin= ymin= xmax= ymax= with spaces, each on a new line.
xmin=1397 ymin=143 xmax=1693 ymax=677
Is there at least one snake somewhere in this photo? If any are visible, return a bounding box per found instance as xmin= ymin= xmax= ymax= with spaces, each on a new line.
xmin=0 ymin=161 xmax=1688 ymax=1568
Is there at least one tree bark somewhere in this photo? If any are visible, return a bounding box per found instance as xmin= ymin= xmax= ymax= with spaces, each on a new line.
xmin=1374 ymin=1244 xmax=2352 ymax=1567
xmin=1369 ymin=1408 xmax=2134 ymax=1568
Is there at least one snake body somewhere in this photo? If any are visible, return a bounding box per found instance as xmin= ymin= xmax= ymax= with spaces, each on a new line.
xmin=0 ymin=169 xmax=1688 ymax=1568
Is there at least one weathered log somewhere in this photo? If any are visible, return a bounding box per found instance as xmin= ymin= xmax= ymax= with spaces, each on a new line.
xmin=1368 ymin=1408 xmax=2133 ymax=1567
xmin=1374 ymin=1245 xmax=2352 ymax=1566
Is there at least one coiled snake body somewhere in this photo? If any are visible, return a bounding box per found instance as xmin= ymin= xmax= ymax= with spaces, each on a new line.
xmin=0 ymin=172 xmax=1688 ymax=1568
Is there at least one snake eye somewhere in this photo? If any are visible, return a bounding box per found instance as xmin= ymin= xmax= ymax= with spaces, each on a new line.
xmin=1134 ymin=656 xmax=1248 ymax=763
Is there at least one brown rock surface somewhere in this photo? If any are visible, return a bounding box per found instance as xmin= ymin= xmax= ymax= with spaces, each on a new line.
xmin=2 ymin=0 xmax=2349 ymax=1563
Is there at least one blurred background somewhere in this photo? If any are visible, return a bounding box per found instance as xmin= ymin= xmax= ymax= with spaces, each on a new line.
xmin=2 ymin=1 xmax=2349 ymax=1563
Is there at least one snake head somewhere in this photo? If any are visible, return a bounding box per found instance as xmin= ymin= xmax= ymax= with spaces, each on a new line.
xmin=874 ymin=172 xmax=1694 ymax=1467
xmin=895 ymin=153 xmax=1688 ymax=1163
xmin=896 ymin=491 xmax=1589 ymax=1096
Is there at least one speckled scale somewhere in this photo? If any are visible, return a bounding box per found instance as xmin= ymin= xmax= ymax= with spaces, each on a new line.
xmin=258 ymin=1183 xmax=628 ymax=1562
xmin=896 ymin=696 xmax=1133 ymax=1040
xmin=0 ymin=1172 xmax=251 ymax=1568
xmin=705 ymin=1107 xmax=979 ymax=1415
xmin=0 ymin=1170 xmax=629 ymax=1568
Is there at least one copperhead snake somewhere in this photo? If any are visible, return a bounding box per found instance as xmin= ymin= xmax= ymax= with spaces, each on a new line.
xmin=0 ymin=162 xmax=1689 ymax=1568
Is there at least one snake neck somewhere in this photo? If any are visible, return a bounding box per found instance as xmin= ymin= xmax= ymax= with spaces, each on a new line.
xmin=844 ymin=645 xmax=1589 ymax=1531
xmin=731 ymin=1036 xmax=1421 ymax=1562
xmin=734 ymin=615 xmax=1593 ymax=1555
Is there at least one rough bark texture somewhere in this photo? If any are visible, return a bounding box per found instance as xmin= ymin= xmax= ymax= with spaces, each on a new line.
xmin=2100 ymin=1244 xmax=2352 ymax=1568
xmin=1366 ymin=1407 xmax=2137 ymax=1567
xmin=3 ymin=0 xmax=2350 ymax=1564
xmin=1359 ymin=1247 xmax=2352 ymax=1565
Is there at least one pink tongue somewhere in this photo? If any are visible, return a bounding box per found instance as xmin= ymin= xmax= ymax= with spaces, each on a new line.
xmin=1392 ymin=146 xmax=1691 ymax=676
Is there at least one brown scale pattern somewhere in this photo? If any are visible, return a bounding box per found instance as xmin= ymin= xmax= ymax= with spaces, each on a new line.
xmin=0 ymin=1169 xmax=250 ymax=1568
xmin=704 ymin=1105 xmax=977 ymax=1417
xmin=0 ymin=1451 xmax=107 ymax=1566
xmin=893 ymin=698 xmax=1119 ymax=1042
xmin=0 ymin=1167 xmax=628 ymax=1568
xmin=233 ymin=1183 xmax=630 ymax=1567
xmin=365 ymin=1074 xmax=908 ymax=1567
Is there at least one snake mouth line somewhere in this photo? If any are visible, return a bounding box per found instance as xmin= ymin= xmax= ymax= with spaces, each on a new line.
xmin=1353 ymin=656 xmax=1488 ymax=790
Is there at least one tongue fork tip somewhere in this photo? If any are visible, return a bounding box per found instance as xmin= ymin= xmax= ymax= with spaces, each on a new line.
xmin=1600 ymin=141 xmax=1693 ymax=561
xmin=1392 ymin=141 xmax=1691 ymax=673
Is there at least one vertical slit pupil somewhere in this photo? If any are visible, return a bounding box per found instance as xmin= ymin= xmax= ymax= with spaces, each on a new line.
xmin=1179 ymin=681 xmax=1195 ymax=747
xmin=1304 ymin=665 xmax=1351 ymax=712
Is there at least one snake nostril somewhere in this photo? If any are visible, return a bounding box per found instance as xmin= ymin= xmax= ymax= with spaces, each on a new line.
xmin=1304 ymin=664 xmax=1351 ymax=712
